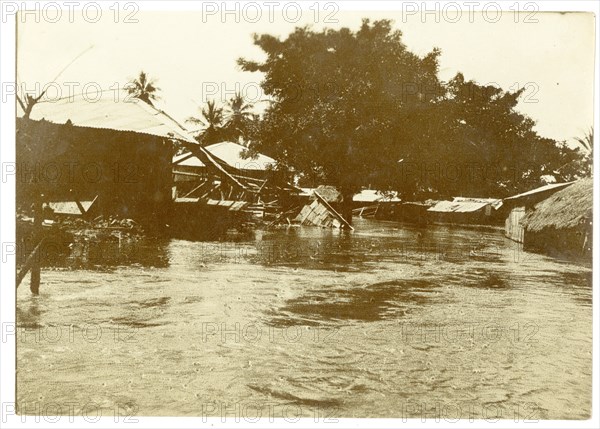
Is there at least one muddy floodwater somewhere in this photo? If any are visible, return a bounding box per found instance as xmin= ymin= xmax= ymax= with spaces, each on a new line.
xmin=16 ymin=219 xmax=592 ymax=420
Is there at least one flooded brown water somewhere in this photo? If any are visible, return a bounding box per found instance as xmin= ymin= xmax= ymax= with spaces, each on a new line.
xmin=16 ymin=219 xmax=592 ymax=420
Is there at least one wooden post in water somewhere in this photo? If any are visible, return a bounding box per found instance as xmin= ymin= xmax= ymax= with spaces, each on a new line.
xmin=30 ymin=195 xmax=42 ymax=295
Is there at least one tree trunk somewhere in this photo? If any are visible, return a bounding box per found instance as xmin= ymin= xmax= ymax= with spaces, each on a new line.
xmin=30 ymin=195 xmax=42 ymax=295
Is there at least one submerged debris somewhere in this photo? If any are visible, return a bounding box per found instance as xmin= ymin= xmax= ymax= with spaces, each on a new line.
xmin=294 ymin=191 xmax=353 ymax=230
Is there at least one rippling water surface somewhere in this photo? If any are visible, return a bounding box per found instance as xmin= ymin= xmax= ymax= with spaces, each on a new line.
xmin=17 ymin=220 xmax=592 ymax=419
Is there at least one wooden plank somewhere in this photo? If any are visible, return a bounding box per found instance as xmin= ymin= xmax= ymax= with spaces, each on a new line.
xmin=184 ymin=144 xmax=251 ymax=192
xmin=173 ymin=153 xmax=194 ymax=165
xmin=16 ymin=238 xmax=44 ymax=289
xmin=172 ymin=170 xmax=206 ymax=178
xmin=182 ymin=180 xmax=209 ymax=198
xmin=174 ymin=197 xmax=200 ymax=203
xmin=313 ymin=192 xmax=354 ymax=230
xmin=229 ymin=201 xmax=248 ymax=211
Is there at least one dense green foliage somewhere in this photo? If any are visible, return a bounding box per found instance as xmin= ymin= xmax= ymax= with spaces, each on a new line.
xmin=239 ymin=19 xmax=587 ymax=199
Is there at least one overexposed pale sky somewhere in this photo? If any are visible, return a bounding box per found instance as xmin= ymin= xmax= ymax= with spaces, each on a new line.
xmin=17 ymin=6 xmax=596 ymax=143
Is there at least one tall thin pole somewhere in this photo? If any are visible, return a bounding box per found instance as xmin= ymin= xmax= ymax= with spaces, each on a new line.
xmin=30 ymin=194 xmax=42 ymax=295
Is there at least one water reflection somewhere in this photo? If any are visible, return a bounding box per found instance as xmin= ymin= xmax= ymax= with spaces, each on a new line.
xmin=38 ymin=237 xmax=172 ymax=269
xmin=16 ymin=298 xmax=43 ymax=329
xmin=268 ymin=279 xmax=437 ymax=326
xmin=16 ymin=218 xmax=593 ymax=419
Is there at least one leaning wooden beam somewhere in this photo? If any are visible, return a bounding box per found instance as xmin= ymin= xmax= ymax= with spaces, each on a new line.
xmin=258 ymin=178 xmax=269 ymax=193
xmin=182 ymin=143 xmax=251 ymax=192
xmin=230 ymin=173 xmax=267 ymax=184
xmin=173 ymin=153 xmax=194 ymax=165
xmin=16 ymin=239 xmax=44 ymax=289
xmin=199 ymin=183 xmax=220 ymax=200
xmin=182 ymin=180 xmax=210 ymax=199
xmin=313 ymin=191 xmax=354 ymax=230
xmin=75 ymin=199 xmax=86 ymax=215
xmin=172 ymin=170 xmax=206 ymax=179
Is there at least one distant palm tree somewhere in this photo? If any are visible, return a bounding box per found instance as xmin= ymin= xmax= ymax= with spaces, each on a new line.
xmin=574 ymin=127 xmax=593 ymax=176
xmin=224 ymin=92 xmax=254 ymax=143
xmin=186 ymin=100 xmax=224 ymax=145
xmin=574 ymin=127 xmax=593 ymax=155
xmin=127 ymin=71 xmax=160 ymax=106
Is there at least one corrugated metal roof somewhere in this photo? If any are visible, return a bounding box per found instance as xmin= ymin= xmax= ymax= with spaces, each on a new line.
xmin=452 ymin=197 xmax=503 ymax=209
xmin=173 ymin=152 xmax=206 ymax=167
xmin=428 ymin=196 xmax=503 ymax=213
xmin=48 ymin=198 xmax=96 ymax=215
xmin=353 ymin=189 xmax=401 ymax=203
xmin=504 ymin=182 xmax=574 ymax=201
xmin=204 ymin=142 xmax=275 ymax=171
xmin=173 ymin=143 xmax=276 ymax=170
xmin=427 ymin=200 xmax=490 ymax=213
xmin=19 ymin=91 xmax=198 ymax=144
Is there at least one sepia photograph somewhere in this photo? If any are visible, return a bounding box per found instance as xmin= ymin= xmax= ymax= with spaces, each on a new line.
xmin=1 ymin=1 xmax=598 ymax=427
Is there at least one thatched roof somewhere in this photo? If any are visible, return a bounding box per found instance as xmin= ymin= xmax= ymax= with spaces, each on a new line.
xmin=522 ymin=178 xmax=593 ymax=232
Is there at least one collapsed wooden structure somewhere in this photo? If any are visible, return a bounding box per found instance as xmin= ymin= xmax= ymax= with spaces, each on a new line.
xmin=173 ymin=142 xmax=279 ymax=208
xmin=291 ymin=186 xmax=353 ymax=230
xmin=170 ymin=141 xmax=303 ymax=237
xmin=18 ymin=91 xmax=285 ymax=290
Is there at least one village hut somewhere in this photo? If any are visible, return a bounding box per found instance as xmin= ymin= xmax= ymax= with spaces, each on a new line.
xmin=521 ymin=178 xmax=593 ymax=257
xmin=427 ymin=197 xmax=504 ymax=226
xmin=503 ymin=182 xmax=574 ymax=243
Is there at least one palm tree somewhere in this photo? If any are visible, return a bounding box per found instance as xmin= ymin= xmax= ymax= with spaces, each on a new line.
xmin=224 ymin=92 xmax=254 ymax=143
xmin=574 ymin=127 xmax=593 ymax=176
xmin=574 ymin=127 xmax=593 ymax=155
xmin=127 ymin=71 xmax=160 ymax=106
xmin=186 ymin=100 xmax=224 ymax=145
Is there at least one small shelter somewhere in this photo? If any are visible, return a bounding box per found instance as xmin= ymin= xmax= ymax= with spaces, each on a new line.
xmin=521 ymin=179 xmax=592 ymax=257
xmin=503 ymin=182 xmax=574 ymax=243
xmin=427 ymin=197 xmax=504 ymax=225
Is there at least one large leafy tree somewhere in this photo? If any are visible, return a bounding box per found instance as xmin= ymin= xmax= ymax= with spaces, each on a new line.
xmin=240 ymin=19 xmax=443 ymax=215
xmin=240 ymin=19 xmax=584 ymax=210
xmin=127 ymin=71 xmax=160 ymax=106
xmin=408 ymin=73 xmax=584 ymax=197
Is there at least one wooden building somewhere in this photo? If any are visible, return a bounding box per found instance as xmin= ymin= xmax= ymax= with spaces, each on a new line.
xmin=17 ymin=92 xmax=197 ymax=227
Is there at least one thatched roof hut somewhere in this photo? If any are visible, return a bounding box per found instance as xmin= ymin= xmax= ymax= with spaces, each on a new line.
xmin=521 ymin=178 xmax=593 ymax=258
xmin=522 ymin=179 xmax=593 ymax=232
